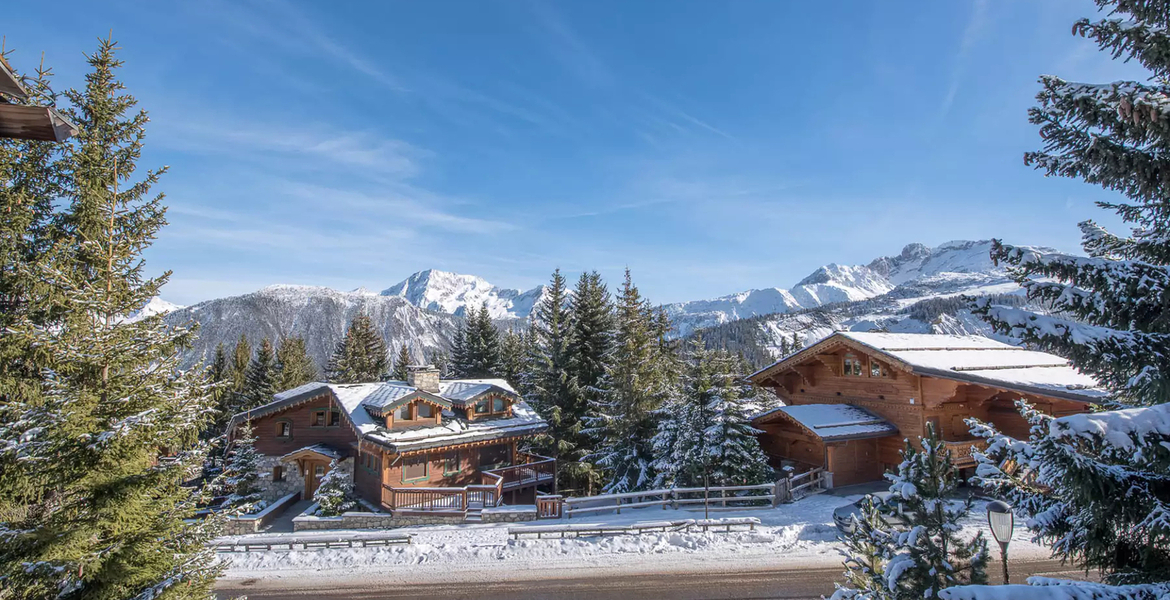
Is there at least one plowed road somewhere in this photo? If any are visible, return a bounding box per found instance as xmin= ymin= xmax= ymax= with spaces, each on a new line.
xmin=217 ymin=558 xmax=1090 ymax=599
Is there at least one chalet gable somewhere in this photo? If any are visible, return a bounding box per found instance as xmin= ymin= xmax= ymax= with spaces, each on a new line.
xmin=750 ymin=331 xmax=1104 ymax=404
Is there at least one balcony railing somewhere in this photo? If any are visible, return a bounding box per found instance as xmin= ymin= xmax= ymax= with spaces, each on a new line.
xmin=381 ymin=452 xmax=555 ymax=513
xmin=942 ymin=439 xmax=988 ymax=466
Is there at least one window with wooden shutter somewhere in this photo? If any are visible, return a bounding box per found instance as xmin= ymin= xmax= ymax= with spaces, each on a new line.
xmin=402 ymin=456 xmax=428 ymax=482
xmin=273 ymin=465 xmax=284 ymax=481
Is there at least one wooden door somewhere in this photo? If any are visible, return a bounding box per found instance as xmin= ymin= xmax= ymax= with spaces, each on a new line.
xmin=303 ymin=460 xmax=327 ymax=497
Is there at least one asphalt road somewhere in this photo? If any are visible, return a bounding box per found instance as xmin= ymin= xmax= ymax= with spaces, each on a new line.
xmin=217 ymin=558 xmax=1090 ymax=600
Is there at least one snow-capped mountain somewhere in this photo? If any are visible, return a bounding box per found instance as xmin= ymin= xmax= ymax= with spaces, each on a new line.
xmin=665 ymin=240 xmax=1032 ymax=337
xmin=381 ymin=269 xmax=544 ymax=319
xmin=164 ymin=284 xmax=464 ymax=369
xmin=125 ymin=296 xmax=185 ymax=322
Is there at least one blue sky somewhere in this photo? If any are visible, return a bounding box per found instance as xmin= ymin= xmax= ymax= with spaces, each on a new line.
xmin=5 ymin=0 xmax=1143 ymax=306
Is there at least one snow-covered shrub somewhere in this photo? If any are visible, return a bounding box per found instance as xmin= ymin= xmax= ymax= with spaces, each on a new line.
xmin=313 ymin=459 xmax=356 ymax=516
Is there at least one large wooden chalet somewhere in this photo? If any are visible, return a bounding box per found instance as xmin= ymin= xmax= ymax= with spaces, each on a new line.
xmin=749 ymin=332 xmax=1103 ymax=487
xmin=227 ymin=366 xmax=554 ymax=515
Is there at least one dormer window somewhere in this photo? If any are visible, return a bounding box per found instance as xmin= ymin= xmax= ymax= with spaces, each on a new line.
xmin=474 ymin=399 xmax=490 ymax=414
xmin=843 ymin=354 xmax=864 ymax=377
xmin=492 ymin=397 xmax=506 ymax=412
xmin=311 ymin=409 xmax=341 ymax=427
xmin=396 ymin=404 xmax=412 ymax=421
xmin=417 ymin=403 xmax=434 ymax=418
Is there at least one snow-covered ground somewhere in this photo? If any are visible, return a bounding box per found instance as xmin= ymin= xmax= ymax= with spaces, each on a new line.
xmin=220 ymin=492 xmax=1052 ymax=582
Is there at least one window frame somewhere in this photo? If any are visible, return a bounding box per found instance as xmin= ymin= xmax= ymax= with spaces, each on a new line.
xmin=328 ymin=408 xmax=341 ymax=426
xmin=402 ymin=456 xmax=429 ymax=483
xmin=395 ymin=404 xmax=413 ymax=422
xmin=272 ymin=465 xmax=284 ymax=482
xmin=275 ymin=419 xmax=293 ymax=439
xmin=870 ymin=359 xmax=888 ymax=378
xmin=843 ymin=353 xmax=865 ymax=377
xmin=443 ymin=450 xmax=460 ymax=476
xmin=474 ymin=399 xmax=490 ymax=414
xmin=417 ymin=402 xmax=434 ymax=419
xmin=310 ymin=409 xmax=327 ymax=427
xmin=492 ymin=397 xmax=506 ymax=413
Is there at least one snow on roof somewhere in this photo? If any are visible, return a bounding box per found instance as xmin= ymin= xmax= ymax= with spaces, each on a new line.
xmin=838 ymin=332 xmax=1105 ymax=402
xmin=280 ymin=443 xmax=344 ymax=461
xmin=364 ymin=400 xmax=547 ymax=452
xmin=757 ymin=404 xmax=898 ymax=441
xmin=439 ymin=379 xmax=519 ymax=401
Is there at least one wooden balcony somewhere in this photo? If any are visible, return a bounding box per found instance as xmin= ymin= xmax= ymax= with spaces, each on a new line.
xmin=942 ymin=439 xmax=988 ymax=467
xmin=484 ymin=452 xmax=556 ymax=491
xmin=381 ymin=452 xmax=555 ymax=513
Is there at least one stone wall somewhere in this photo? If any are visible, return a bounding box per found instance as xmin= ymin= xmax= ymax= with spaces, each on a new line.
xmin=255 ymin=455 xmax=355 ymax=503
xmin=223 ymin=491 xmax=301 ymax=535
xmin=480 ymin=506 xmax=538 ymax=523
xmin=291 ymin=503 xmax=468 ymax=531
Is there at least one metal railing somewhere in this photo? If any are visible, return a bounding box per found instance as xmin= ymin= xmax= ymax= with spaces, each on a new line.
xmin=484 ymin=452 xmax=556 ymax=490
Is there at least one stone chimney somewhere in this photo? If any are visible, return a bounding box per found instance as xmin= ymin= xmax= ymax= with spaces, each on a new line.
xmin=406 ymin=365 xmax=441 ymax=393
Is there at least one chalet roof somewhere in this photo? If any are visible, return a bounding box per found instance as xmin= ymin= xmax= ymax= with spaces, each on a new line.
xmin=754 ymin=404 xmax=899 ymax=441
xmin=0 ymin=104 xmax=78 ymax=142
xmin=750 ymin=331 xmax=1106 ymax=403
xmin=280 ymin=443 xmax=344 ymax=462
xmin=0 ymin=58 xmax=28 ymax=98
xmin=228 ymin=379 xmax=547 ymax=453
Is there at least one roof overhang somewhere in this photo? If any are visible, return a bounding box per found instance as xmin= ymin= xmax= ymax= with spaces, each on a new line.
xmin=227 ymin=382 xmax=335 ymax=432
xmin=362 ymin=390 xmax=452 ymax=418
xmin=0 ymin=58 xmax=27 ymax=98
xmin=281 ymin=444 xmax=344 ymax=462
xmin=381 ymin=423 xmax=550 ymax=454
xmin=750 ymin=332 xmax=1099 ymax=405
xmin=753 ymin=404 xmax=899 ymax=442
xmin=0 ymin=104 xmax=78 ymax=142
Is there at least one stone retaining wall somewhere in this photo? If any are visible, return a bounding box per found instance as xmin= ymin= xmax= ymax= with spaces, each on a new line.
xmin=480 ymin=505 xmax=538 ymax=523
xmin=223 ymin=492 xmax=300 ymax=535
xmin=291 ymin=504 xmax=466 ymax=531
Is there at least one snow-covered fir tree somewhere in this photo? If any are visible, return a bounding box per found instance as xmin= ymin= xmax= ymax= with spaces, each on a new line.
xmin=274 ymin=336 xmax=317 ymax=391
xmin=207 ymin=343 xmax=232 ymax=436
xmin=951 ymin=1 xmax=1170 ymax=595
xmin=314 ymin=459 xmax=356 ymax=516
xmin=524 ymin=270 xmax=576 ymax=480
xmin=391 ymin=344 xmax=412 ymax=381
xmin=834 ymin=425 xmax=988 ymax=599
xmin=653 ymin=340 xmax=769 ymax=488
xmin=587 ymin=270 xmax=674 ymax=493
xmin=230 ymin=333 xmax=251 ymax=394
xmin=562 ymin=271 xmax=614 ymax=495
xmin=240 ymin=337 xmax=277 ymax=410
xmin=206 ymin=422 xmax=264 ymax=515
xmin=834 ymin=495 xmax=896 ymax=600
xmin=326 ymin=312 xmax=389 ymax=383
xmin=462 ymin=303 xmax=504 ymax=378
xmin=0 ymin=38 xmax=220 ymax=599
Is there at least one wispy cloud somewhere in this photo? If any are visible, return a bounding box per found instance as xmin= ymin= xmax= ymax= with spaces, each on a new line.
xmin=938 ymin=0 xmax=989 ymax=120
xmin=523 ymin=1 xmax=613 ymax=88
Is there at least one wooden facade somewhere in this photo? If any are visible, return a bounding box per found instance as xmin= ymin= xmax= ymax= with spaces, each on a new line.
xmin=750 ymin=333 xmax=1094 ymax=487
xmin=230 ymin=374 xmax=553 ymax=512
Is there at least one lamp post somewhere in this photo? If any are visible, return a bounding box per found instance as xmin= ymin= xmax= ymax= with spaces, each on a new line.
xmin=986 ymin=500 xmax=1014 ymax=584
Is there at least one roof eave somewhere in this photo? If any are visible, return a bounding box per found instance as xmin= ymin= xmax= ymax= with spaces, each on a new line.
xmin=910 ymin=365 xmax=1101 ymax=405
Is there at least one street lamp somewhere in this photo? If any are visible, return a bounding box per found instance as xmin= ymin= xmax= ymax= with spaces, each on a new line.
xmin=986 ymin=500 xmax=1014 ymax=584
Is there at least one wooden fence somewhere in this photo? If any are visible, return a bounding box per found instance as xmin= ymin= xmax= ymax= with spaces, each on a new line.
xmin=214 ymin=533 xmax=412 ymax=552
xmin=550 ymin=468 xmax=829 ymax=519
xmin=508 ymin=517 xmax=760 ymax=539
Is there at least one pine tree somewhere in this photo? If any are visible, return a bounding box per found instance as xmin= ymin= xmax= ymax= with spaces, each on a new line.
xmin=586 ymin=270 xmax=671 ymax=493
xmin=832 ymin=496 xmax=896 ymax=600
xmin=449 ymin=326 xmax=468 ymax=378
xmin=791 ymin=332 xmax=802 ymax=352
xmin=500 ymin=328 xmax=527 ymax=390
xmin=834 ymin=425 xmax=989 ymax=599
xmin=206 ymin=342 xmax=231 ymax=437
xmin=228 ymin=332 xmax=249 ymax=411
xmin=0 ymin=38 xmax=220 ymax=599
xmin=466 ymin=303 xmax=503 ymax=378
xmin=391 ymin=344 xmax=412 ymax=381
xmin=274 ymin=336 xmax=317 ymax=391
xmin=326 ymin=312 xmax=389 ymax=383
xmin=524 ymin=270 xmax=576 ymax=483
xmin=206 ymin=422 xmax=264 ymax=515
xmin=651 ymin=338 xmax=708 ymax=488
xmin=314 ymin=459 xmax=356 ymax=516
xmin=429 ymin=348 xmax=451 ymax=378
xmin=701 ymin=349 xmax=771 ymax=487
xmin=955 ymin=0 xmax=1170 ymax=592
xmin=240 ymin=337 xmax=277 ymax=411
xmin=562 ymin=271 xmax=614 ymax=495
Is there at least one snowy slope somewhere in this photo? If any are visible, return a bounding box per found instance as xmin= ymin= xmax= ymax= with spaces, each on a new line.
xmin=666 ymin=240 xmax=1026 ymax=336
xmin=164 ymin=285 xmax=463 ymax=369
xmin=381 ymin=269 xmax=544 ymax=319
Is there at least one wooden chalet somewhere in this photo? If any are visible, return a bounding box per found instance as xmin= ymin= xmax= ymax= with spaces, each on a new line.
xmin=0 ymin=57 xmax=76 ymax=142
xmin=227 ymin=366 xmax=554 ymax=516
xmin=748 ymin=332 xmax=1102 ymax=487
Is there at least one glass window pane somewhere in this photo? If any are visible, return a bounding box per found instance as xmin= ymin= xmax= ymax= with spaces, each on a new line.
xmin=396 ymin=404 xmax=411 ymax=420
xmin=475 ymin=399 xmax=489 ymax=414
xmin=417 ymin=403 xmax=433 ymax=418
xmin=493 ymin=397 xmax=505 ymax=412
